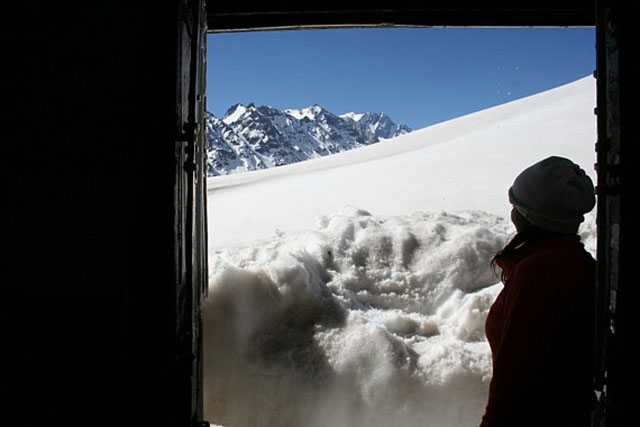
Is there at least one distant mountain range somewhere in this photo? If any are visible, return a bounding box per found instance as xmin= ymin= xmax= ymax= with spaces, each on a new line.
xmin=206 ymin=104 xmax=412 ymax=176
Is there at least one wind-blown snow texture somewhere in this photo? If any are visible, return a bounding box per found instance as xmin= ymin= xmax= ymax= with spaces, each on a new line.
xmin=204 ymin=77 xmax=597 ymax=427
xmin=206 ymin=104 xmax=411 ymax=176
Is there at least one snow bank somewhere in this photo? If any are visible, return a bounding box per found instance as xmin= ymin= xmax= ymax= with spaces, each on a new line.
xmin=204 ymin=207 xmax=516 ymax=426
xmin=204 ymin=208 xmax=596 ymax=427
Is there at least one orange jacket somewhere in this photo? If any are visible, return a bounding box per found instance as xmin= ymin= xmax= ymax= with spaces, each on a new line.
xmin=480 ymin=234 xmax=596 ymax=427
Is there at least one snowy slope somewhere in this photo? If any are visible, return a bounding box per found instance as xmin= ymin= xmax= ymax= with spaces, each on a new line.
xmin=207 ymin=76 xmax=596 ymax=250
xmin=203 ymin=76 xmax=597 ymax=427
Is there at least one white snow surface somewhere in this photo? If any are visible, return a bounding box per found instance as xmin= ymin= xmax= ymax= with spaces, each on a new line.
xmin=284 ymin=105 xmax=324 ymax=121
xmin=222 ymin=104 xmax=248 ymax=124
xmin=204 ymin=76 xmax=597 ymax=427
xmin=340 ymin=111 xmax=365 ymax=122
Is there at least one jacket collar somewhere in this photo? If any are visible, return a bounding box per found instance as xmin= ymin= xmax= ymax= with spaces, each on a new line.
xmin=496 ymin=234 xmax=583 ymax=282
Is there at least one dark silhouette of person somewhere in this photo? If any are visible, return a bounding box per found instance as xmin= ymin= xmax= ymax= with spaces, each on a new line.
xmin=480 ymin=156 xmax=597 ymax=427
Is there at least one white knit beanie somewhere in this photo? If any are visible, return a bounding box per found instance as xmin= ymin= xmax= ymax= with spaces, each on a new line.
xmin=508 ymin=156 xmax=596 ymax=234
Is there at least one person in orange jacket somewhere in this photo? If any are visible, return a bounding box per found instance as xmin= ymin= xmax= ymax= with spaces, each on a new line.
xmin=480 ymin=156 xmax=597 ymax=427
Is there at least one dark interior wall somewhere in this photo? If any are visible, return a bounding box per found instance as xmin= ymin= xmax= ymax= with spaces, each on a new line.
xmin=205 ymin=2 xmax=595 ymax=30
xmin=597 ymin=2 xmax=638 ymax=424
xmin=4 ymin=2 xmax=181 ymax=426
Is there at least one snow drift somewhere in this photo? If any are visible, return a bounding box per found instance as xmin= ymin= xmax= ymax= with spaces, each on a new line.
xmin=204 ymin=76 xmax=597 ymax=426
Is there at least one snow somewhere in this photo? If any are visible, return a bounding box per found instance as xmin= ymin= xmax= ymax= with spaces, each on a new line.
xmin=285 ymin=105 xmax=324 ymax=121
xmin=204 ymin=76 xmax=597 ymax=427
xmin=340 ymin=111 xmax=365 ymax=122
xmin=222 ymin=104 xmax=248 ymax=124
xmin=283 ymin=108 xmax=307 ymax=120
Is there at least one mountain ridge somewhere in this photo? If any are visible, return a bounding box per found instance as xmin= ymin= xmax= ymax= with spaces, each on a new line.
xmin=206 ymin=104 xmax=412 ymax=176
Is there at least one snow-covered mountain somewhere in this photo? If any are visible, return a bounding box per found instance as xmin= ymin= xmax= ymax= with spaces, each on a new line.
xmin=206 ymin=104 xmax=412 ymax=176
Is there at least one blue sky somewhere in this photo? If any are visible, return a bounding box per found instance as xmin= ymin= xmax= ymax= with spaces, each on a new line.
xmin=206 ymin=27 xmax=595 ymax=129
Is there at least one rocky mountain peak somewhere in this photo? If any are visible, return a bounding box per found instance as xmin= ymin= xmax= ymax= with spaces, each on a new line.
xmin=207 ymin=104 xmax=412 ymax=176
